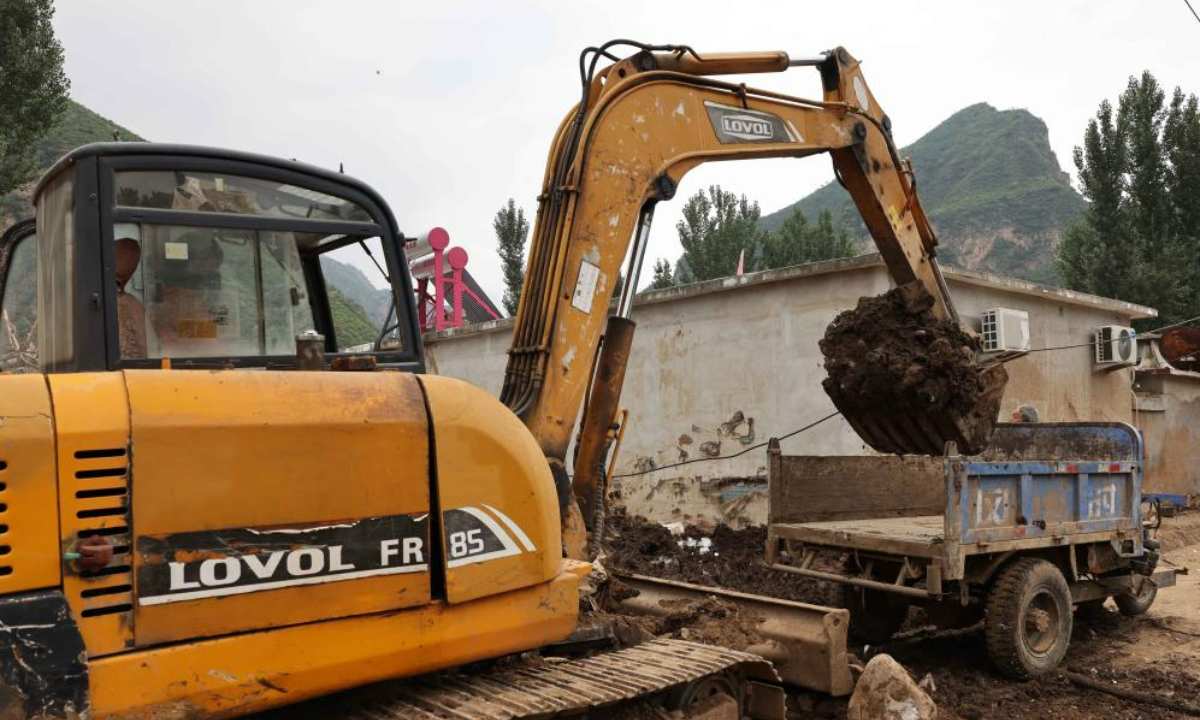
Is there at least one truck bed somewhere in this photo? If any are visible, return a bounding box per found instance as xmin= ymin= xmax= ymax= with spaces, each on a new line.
xmin=771 ymin=516 xmax=945 ymax=558
xmin=767 ymin=423 xmax=1146 ymax=580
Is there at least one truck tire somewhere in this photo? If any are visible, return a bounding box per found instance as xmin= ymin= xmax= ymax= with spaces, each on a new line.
xmin=842 ymin=583 xmax=909 ymax=644
xmin=1114 ymin=579 xmax=1157 ymax=616
xmin=985 ymin=558 xmax=1073 ymax=679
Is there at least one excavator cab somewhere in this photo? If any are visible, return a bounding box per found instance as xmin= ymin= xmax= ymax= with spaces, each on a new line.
xmin=0 ymin=144 xmax=583 ymax=720
xmin=0 ymin=143 xmax=425 ymax=374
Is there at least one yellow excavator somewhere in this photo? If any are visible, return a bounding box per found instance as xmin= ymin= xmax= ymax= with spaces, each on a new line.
xmin=0 ymin=42 xmax=996 ymax=719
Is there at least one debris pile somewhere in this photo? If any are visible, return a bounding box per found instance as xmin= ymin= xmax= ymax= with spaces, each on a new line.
xmin=603 ymin=512 xmax=830 ymax=604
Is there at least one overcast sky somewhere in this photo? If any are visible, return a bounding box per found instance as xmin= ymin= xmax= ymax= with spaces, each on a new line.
xmin=53 ymin=0 xmax=1200 ymax=301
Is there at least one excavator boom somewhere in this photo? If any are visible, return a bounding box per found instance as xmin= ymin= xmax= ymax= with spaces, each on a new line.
xmin=501 ymin=43 xmax=1003 ymax=535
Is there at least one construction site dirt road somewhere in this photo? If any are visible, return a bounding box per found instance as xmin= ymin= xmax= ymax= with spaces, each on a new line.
xmin=606 ymin=510 xmax=1200 ymax=719
xmin=255 ymin=511 xmax=1199 ymax=719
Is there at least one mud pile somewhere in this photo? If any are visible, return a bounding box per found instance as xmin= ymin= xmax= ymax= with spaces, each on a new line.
xmin=603 ymin=512 xmax=829 ymax=605
xmin=820 ymin=284 xmax=1006 ymax=455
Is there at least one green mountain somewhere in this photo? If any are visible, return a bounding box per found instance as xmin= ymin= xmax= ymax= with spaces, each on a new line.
xmin=327 ymin=286 xmax=381 ymax=348
xmin=760 ymin=103 xmax=1087 ymax=285
xmin=1 ymin=100 xmax=146 ymax=226
xmin=318 ymin=256 xmax=392 ymax=326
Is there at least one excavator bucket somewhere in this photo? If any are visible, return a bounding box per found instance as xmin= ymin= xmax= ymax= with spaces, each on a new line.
xmin=820 ymin=283 xmax=1011 ymax=456
xmin=615 ymin=573 xmax=855 ymax=697
xmin=832 ymin=363 xmax=1009 ymax=456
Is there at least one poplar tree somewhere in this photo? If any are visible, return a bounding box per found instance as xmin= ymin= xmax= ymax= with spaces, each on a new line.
xmin=1057 ymin=71 xmax=1200 ymax=327
xmin=0 ymin=0 xmax=70 ymax=195
xmin=493 ymin=199 xmax=529 ymax=316
xmin=649 ymin=258 xmax=675 ymax=290
xmin=759 ymin=207 xmax=857 ymax=270
xmin=676 ymin=186 xmax=762 ymax=282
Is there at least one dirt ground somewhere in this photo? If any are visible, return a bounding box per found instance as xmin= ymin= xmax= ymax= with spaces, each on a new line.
xmin=605 ymin=511 xmax=1200 ymax=720
xmin=260 ymin=512 xmax=1200 ymax=719
xmin=603 ymin=512 xmax=830 ymax=604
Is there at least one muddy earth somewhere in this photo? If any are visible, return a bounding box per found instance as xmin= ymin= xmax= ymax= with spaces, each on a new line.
xmin=607 ymin=511 xmax=1200 ymax=720
xmin=819 ymin=283 xmax=1007 ymax=455
xmin=603 ymin=511 xmax=829 ymax=604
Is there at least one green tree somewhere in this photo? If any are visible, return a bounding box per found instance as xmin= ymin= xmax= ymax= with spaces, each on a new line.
xmin=0 ymin=0 xmax=70 ymax=195
xmin=676 ymin=185 xmax=762 ymax=281
xmin=1164 ymin=88 xmax=1200 ymax=316
xmin=1056 ymin=71 xmax=1199 ymax=327
xmin=760 ymin=207 xmax=857 ymax=270
xmin=494 ymin=198 xmax=529 ymax=316
xmin=649 ymin=258 xmax=675 ymax=290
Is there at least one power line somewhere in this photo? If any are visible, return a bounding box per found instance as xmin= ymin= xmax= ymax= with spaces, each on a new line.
xmin=610 ymin=411 xmax=841 ymax=479
xmin=1147 ymin=312 xmax=1200 ymax=335
xmin=999 ymin=312 xmax=1200 ymax=363
xmin=608 ymin=315 xmax=1200 ymax=476
xmin=1185 ymin=0 xmax=1200 ymax=25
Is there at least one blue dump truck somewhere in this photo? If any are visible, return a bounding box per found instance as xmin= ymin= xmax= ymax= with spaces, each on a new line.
xmin=765 ymin=422 xmax=1180 ymax=679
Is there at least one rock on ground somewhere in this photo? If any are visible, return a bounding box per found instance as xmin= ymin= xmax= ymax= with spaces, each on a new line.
xmin=848 ymin=654 xmax=937 ymax=720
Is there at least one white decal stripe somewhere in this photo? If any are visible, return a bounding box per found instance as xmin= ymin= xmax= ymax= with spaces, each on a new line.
xmin=446 ymin=548 xmax=519 ymax=568
xmin=137 ymin=564 xmax=428 ymax=606
xmin=784 ymin=120 xmax=803 ymax=143
xmin=482 ymin=504 xmax=537 ymax=552
xmin=458 ymin=506 xmax=519 ymax=553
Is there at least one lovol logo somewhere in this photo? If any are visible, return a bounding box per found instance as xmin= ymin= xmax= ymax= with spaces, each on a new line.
xmin=136 ymin=513 xmax=430 ymax=606
xmin=705 ymin=101 xmax=797 ymax=146
xmin=720 ymin=115 xmax=774 ymax=140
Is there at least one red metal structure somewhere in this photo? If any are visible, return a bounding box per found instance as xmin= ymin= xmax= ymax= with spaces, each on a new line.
xmin=407 ymin=227 xmax=502 ymax=332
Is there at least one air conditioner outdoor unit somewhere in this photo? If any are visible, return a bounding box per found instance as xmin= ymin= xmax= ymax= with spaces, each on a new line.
xmin=980 ymin=308 xmax=1030 ymax=352
xmin=1095 ymin=325 xmax=1138 ymax=366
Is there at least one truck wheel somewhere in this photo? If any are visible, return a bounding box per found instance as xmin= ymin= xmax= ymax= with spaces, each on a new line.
xmin=1114 ymin=578 xmax=1157 ymax=616
xmin=985 ymin=558 xmax=1072 ymax=679
xmin=842 ymin=583 xmax=909 ymax=644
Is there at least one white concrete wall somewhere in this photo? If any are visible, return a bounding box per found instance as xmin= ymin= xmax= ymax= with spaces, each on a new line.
xmin=1134 ymin=342 xmax=1200 ymax=496
xmin=425 ymin=255 xmax=1155 ymax=528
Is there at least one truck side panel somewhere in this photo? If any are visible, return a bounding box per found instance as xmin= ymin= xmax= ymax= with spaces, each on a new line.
xmin=950 ymin=423 xmax=1143 ymax=549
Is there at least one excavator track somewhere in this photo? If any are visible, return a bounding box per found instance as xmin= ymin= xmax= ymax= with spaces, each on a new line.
xmin=341 ymin=639 xmax=785 ymax=720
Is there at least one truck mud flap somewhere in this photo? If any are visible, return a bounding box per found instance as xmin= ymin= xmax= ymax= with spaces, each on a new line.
xmin=342 ymin=638 xmax=785 ymax=719
xmin=616 ymin=573 xmax=854 ymax=696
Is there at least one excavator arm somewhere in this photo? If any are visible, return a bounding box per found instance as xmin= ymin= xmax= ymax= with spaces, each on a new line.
xmin=501 ymin=43 xmax=972 ymax=548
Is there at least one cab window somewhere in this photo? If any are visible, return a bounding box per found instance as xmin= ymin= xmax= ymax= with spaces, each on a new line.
xmin=0 ymin=230 xmax=38 ymax=371
xmin=116 ymin=224 xmax=316 ymax=359
xmin=37 ymin=172 xmax=74 ymax=368
xmin=115 ymin=171 xmax=373 ymax=223
xmin=315 ymin=236 xmax=403 ymax=353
